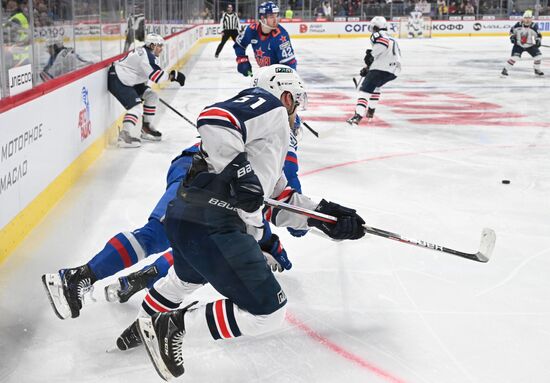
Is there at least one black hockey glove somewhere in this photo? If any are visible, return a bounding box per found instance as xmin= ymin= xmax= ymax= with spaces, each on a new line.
xmin=170 ymin=70 xmax=186 ymax=86
xmin=536 ymin=38 xmax=541 ymax=47
xmin=510 ymin=35 xmax=517 ymax=44
xmin=307 ymin=199 xmax=365 ymax=240
xmin=236 ymin=56 xmax=253 ymax=77
xmin=359 ymin=66 xmax=369 ymax=77
xmin=225 ymin=152 xmax=264 ymax=212
xmin=259 ymin=233 xmax=292 ymax=272
xmin=364 ymin=49 xmax=374 ymax=66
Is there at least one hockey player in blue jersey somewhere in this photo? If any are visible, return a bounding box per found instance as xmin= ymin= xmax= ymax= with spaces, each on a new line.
xmin=233 ymin=1 xmax=297 ymax=77
xmin=134 ymin=65 xmax=365 ymax=380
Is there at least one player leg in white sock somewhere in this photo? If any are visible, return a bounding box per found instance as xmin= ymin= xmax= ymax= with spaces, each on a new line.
xmin=141 ymin=87 xmax=162 ymax=140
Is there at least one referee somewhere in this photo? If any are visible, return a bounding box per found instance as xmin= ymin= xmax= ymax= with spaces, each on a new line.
xmin=215 ymin=4 xmax=240 ymax=58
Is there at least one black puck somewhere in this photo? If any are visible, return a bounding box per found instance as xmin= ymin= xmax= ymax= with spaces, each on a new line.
xmin=502 ymin=180 xmax=510 ymax=184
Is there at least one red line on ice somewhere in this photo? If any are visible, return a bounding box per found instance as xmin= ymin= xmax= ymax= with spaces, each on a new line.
xmin=286 ymin=312 xmax=406 ymax=383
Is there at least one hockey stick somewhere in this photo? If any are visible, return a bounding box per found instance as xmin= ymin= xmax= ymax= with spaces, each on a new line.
xmin=353 ymin=77 xmax=358 ymax=88
xmin=264 ymin=198 xmax=496 ymax=263
xmin=541 ymin=44 xmax=550 ymax=48
xmin=159 ymin=98 xmax=197 ymax=128
xmin=303 ymin=121 xmax=319 ymax=138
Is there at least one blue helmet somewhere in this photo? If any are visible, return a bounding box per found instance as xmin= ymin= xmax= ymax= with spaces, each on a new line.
xmin=258 ymin=1 xmax=279 ymax=16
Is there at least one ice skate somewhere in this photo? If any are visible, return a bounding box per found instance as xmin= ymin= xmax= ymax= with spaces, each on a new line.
xmin=366 ymin=107 xmax=375 ymax=122
xmin=117 ymin=129 xmax=141 ymax=148
xmin=137 ymin=302 xmax=197 ymax=381
xmin=501 ymin=68 xmax=509 ymax=77
xmin=116 ymin=320 xmax=143 ymax=351
xmin=346 ymin=113 xmax=363 ymax=127
xmin=141 ymin=122 xmax=162 ymax=141
xmin=42 ymin=265 xmax=97 ymax=319
xmin=535 ymin=69 xmax=544 ymax=76
xmin=104 ymin=265 xmax=159 ymax=303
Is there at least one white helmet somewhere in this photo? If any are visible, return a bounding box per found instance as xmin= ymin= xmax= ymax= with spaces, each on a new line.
xmin=252 ymin=64 xmax=307 ymax=110
xmin=370 ymin=16 xmax=387 ymax=30
xmin=144 ymin=33 xmax=165 ymax=47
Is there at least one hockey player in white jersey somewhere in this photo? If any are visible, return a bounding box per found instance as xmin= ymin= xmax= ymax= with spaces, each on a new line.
xmin=347 ymin=16 xmax=401 ymax=126
xmin=132 ymin=65 xmax=365 ymax=380
xmin=39 ymin=37 xmax=91 ymax=82
xmin=108 ymin=33 xmax=186 ymax=148
xmin=501 ymin=10 xmax=544 ymax=77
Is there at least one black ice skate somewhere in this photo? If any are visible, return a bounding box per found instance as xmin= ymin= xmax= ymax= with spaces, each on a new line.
xmin=366 ymin=107 xmax=375 ymax=120
xmin=501 ymin=68 xmax=509 ymax=77
xmin=117 ymin=129 xmax=142 ymax=148
xmin=117 ymin=320 xmax=143 ymax=351
xmin=535 ymin=69 xmax=544 ymax=76
xmin=137 ymin=301 xmax=198 ymax=381
xmin=141 ymin=122 xmax=162 ymax=141
xmin=104 ymin=265 xmax=159 ymax=303
xmin=346 ymin=113 xmax=363 ymax=127
xmin=42 ymin=265 xmax=97 ymax=319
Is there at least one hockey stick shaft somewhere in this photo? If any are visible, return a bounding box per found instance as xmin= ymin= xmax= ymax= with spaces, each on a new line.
xmin=302 ymin=121 xmax=319 ymax=138
xmin=159 ymin=98 xmax=197 ymax=128
xmin=264 ymin=198 xmax=495 ymax=263
xmin=541 ymin=44 xmax=550 ymax=48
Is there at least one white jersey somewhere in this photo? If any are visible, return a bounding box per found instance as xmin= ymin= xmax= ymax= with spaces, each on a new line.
xmin=114 ymin=46 xmax=169 ymax=86
xmin=40 ymin=47 xmax=89 ymax=81
xmin=196 ymin=87 xmax=317 ymax=230
xmin=510 ymin=22 xmax=541 ymax=48
xmin=369 ymin=30 xmax=402 ymax=75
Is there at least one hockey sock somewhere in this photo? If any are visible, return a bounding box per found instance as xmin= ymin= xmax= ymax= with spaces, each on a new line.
xmin=183 ymin=300 xmax=286 ymax=343
xmin=534 ymin=55 xmax=542 ymax=71
xmin=139 ymin=267 xmax=201 ymax=317
xmin=88 ymin=232 xmax=145 ymax=280
xmin=355 ymin=91 xmax=372 ymax=117
xmin=368 ymin=92 xmax=381 ymax=111
xmin=143 ymin=104 xmax=156 ymax=124
xmin=145 ymin=251 xmax=174 ymax=288
xmin=122 ymin=104 xmax=142 ymax=137
xmin=505 ymin=57 xmax=516 ymax=70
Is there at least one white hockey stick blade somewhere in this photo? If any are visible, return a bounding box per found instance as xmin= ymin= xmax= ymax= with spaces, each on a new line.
xmin=316 ymin=127 xmax=338 ymax=139
xmin=137 ymin=318 xmax=172 ymax=382
xmin=476 ymin=228 xmax=496 ymax=263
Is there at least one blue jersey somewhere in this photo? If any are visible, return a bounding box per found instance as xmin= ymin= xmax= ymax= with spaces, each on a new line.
xmin=234 ymin=23 xmax=297 ymax=70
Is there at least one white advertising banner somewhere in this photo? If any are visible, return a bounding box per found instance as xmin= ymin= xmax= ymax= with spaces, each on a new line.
xmin=281 ymin=19 xmax=549 ymax=37
xmin=0 ymin=69 xmax=124 ymax=228
xmin=8 ymin=64 xmax=33 ymax=96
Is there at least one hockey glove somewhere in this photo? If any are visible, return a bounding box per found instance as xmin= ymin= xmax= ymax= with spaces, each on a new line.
xmin=536 ymin=38 xmax=541 ymax=47
xmin=170 ymin=70 xmax=186 ymax=86
xmin=226 ymin=152 xmax=264 ymax=212
xmin=307 ymin=199 xmax=365 ymax=240
xmin=364 ymin=49 xmax=374 ymax=66
xmin=260 ymin=233 xmax=292 ymax=272
xmin=510 ymin=35 xmax=517 ymax=44
xmin=236 ymin=56 xmax=253 ymax=77
xmin=287 ymin=227 xmax=309 ymax=237
xmin=359 ymin=66 xmax=369 ymax=77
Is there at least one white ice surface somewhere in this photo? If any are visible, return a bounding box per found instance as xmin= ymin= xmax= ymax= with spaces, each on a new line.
xmin=1 ymin=37 xmax=550 ymax=383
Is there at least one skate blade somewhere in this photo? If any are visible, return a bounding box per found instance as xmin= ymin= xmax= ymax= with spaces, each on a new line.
xmin=104 ymin=283 xmax=121 ymax=303
xmin=137 ymin=318 xmax=173 ymax=382
xmin=41 ymin=274 xmax=72 ymax=320
xmin=140 ymin=133 xmax=162 ymax=142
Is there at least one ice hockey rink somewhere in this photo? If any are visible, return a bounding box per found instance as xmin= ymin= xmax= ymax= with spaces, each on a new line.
xmin=1 ymin=36 xmax=550 ymax=383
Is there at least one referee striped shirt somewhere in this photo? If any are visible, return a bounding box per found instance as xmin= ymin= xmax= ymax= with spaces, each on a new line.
xmin=221 ymin=12 xmax=240 ymax=31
